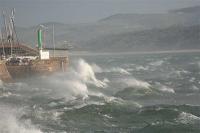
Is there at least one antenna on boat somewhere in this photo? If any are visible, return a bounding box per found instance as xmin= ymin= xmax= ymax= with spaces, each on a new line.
xmin=52 ymin=24 xmax=55 ymax=57
xmin=10 ymin=8 xmax=19 ymax=45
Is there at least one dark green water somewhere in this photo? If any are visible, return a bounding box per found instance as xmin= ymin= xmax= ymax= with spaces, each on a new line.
xmin=0 ymin=52 xmax=200 ymax=133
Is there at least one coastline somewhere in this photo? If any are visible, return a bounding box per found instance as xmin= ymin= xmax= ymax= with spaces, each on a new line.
xmin=68 ymin=49 xmax=200 ymax=56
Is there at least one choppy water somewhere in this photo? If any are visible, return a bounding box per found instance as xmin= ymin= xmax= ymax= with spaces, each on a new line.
xmin=0 ymin=52 xmax=200 ymax=133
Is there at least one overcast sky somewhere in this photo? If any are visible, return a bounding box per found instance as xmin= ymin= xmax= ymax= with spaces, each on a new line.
xmin=0 ymin=0 xmax=200 ymax=27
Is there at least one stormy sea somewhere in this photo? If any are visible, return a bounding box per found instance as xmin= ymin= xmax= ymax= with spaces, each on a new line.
xmin=0 ymin=52 xmax=200 ymax=133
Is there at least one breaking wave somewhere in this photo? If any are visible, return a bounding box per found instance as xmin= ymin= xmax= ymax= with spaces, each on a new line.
xmin=0 ymin=105 xmax=42 ymax=133
xmin=154 ymin=82 xmax=175 ymax=94
xmin=37 ymin=59 xmax=108 ymax=100
xmin=115 ymin=78 xmax=176 ymax=100
xmin=105 ymin=67 xmax=131 ymax=75
xmin=135 ymin=65 xmax=149 ymax=71
xmin=92 ymin=64 xmax=130 ymax=75
xmin=149 ymin=60 xmax=164 ymax=66
xmin=176 ymin=112 xmax=200 ymax=124
xmin=190 ymin=85 xmax=200 ymax=92
xmin=1 ymin=53 xmax=200 ymax=132
xmin=73 ymin=59 xmax=108 ymax=88
xmin=122 ymin=78 xmax=151 ymax=89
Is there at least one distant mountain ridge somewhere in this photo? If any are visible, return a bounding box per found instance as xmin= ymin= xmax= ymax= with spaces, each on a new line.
xmin=16 ymin=5 xmax=200 ymax=52
xmin=170 ymin=5 xmax=200 ymax=14
xmin=98 ymin=13 xmax=199 ymax=28
xmin=84 ymin=25 xmax=200 ymax=52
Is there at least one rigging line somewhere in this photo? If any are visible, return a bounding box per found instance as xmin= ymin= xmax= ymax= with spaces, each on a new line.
xmin=11 ymin=8 xmax=20 ymax=45
xmin=0 ymin=12 xmax=5 ymax=57
xmin=2 ymin=11 xmax=9 ymax=43
xmin=0 ymin=28 xmax=5 ymax=57
xmin=8 ymin=14 xmax=13 ymax=57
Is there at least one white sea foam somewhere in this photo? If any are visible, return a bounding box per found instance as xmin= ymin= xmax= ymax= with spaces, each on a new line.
xmin=51 ymin=111 xmax=63 ymax=120
xmin=176 ymin=112 xmax=200 ymax=124
xmin=189 ymin=77 xmax=196 ymax=83
xmin=48 ymin=102 xmax=58 ymax=107
xmin=64 ymin=80 xmax=89 ymax=99
xmin=122 ymin=78 xmax=151 ymax=89
xmin=149 ymin=60 xmax=164 ymax=66
xmin=47 ymin=78 xmax=89 ymax=100
xmin=40 ymin=59 xmax=109 ymax=100
xmin=92 ymin=63 xmax=130 ymax=75
xmin=103 ymin=114 xmax=113 ymax=119
xmin=135 ymin=66 xmax=149 ymax=71
xmin=92 ymin=63 xmax=103 ymax=73
xmin=190 ymin=85 xmax=199 ymax=92
xmin=85 ymin=92 xmax=142 ymax=109
xmin=168 ymin=69 xmax=190 ymax=78
xmin=158 ymin=86 xmax=175 ymax=94
xmin=0 ymin=91 xmax=13 ymax=98
xmin=32 ymin=105 xmax=63 ymax=123
xmin=154 ymin=83 xmax=175 ymax=94
xmin=105 ymin=67 xmax=131 ymax=75
xmin=103 ymin=78 xmax=110 ymax=83
xmin=0 ymin=105 xmax=42 ymax=133
xmin=103 ymin=95 xmax=142 ymax=108
xmin=64 ymin=101 xmax=105 ymax=111
xmin=73 ymin=59 xmax=108 ymax=88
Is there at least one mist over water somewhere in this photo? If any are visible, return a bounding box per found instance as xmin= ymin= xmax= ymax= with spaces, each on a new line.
xmin=0 ymin=52 xmax=200 ymax=132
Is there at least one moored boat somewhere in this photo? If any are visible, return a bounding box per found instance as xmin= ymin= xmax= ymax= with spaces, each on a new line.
xmin=0 ymin=9 xmax=69 ymax=82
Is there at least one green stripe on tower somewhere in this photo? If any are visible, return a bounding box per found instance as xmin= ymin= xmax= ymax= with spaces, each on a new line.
xmin=38 ymin=29 xmax=42 ymax=49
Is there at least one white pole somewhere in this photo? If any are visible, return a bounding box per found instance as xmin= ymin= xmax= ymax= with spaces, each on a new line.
xmin=53 ymin=24 xmax=55 ymax=57
xmin=9 ymin=15 xmax=13 ymax=57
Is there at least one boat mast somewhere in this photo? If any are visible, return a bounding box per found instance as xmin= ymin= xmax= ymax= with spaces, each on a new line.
xmin=10 ymin=8 xmax=19 ymax=45
xmin=52 ymin=24 xmax=55 ymax=57
xmin=2 ymin=11 xmax=9 ymax=43
xmin=8 ymin=14 xmax=13 ymax=57
xmin=10 ymin=8 xmax=20 ymax=57
xmin=0 ymin=27 xmax=5 ymax=58
xmin=2 ymin=10 xmax=13 ymax=57
xmin=2 ymin=9 xmax=18 ymax=57
xmin=0 ymin=12 xmax=5 ymax=58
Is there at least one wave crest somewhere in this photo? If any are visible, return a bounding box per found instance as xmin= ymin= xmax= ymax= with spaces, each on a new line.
xmin=74 ymin=59 xmax=108 ymax=88
xmin=0 ymin=105 xmax=42 ymax=133
xmin=176 ymin=112 xmax=200 ymax=124
xmin=122 ymin=78 xmax=151 ymax=89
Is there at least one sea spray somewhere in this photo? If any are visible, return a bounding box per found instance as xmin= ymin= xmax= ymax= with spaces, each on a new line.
xmin=122 ymin=78 xmax=151 ymax=89
xmin=154 ymin=82 xmax=175 ymax=94
xmin=73 ymin=59 xmax=108 ymax=88
xmin=34 ymin=59 xmax=108 ymax=100
xmin=149 ymin=60 xmax=164 ymax=66
xmin=92 ymin=63 xmax=131 ymax=75
xmin=1 ymin=53 xmax=200 ymax=132
xmin=176 ymin=112 xmax=200 ymax=124
xmin=0 ymin=105 xmax=42 ymax=133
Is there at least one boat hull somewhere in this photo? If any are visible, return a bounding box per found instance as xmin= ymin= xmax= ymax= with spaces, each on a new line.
xmin=0 ymin=57 xmax=68 ymax=81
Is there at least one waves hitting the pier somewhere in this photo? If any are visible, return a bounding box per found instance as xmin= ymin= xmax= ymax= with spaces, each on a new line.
xmin=0 ymin=52 xmax=200 ymax=132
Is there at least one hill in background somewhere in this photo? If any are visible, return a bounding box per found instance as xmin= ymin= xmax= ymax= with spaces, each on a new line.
xmin=16 ymin=5 xmax=200 ymax=52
